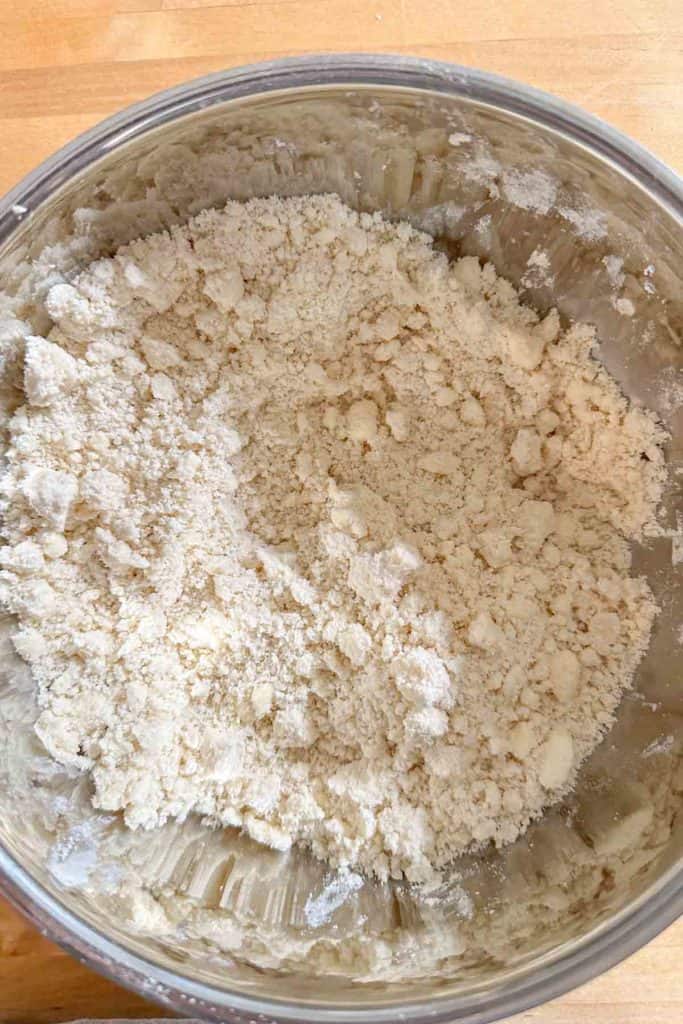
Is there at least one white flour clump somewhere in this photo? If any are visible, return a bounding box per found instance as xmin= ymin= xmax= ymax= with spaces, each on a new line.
xmin=0 ymin=195 xmax=666 ymax=883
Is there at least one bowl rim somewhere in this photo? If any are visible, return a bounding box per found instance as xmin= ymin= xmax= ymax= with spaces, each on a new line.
xmin=0 ymin=52 xmax=681 ymax=1024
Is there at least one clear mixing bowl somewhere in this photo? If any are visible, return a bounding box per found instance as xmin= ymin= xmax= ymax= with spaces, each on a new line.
xmin=0 ymin=54 xmax=681 ymax=1024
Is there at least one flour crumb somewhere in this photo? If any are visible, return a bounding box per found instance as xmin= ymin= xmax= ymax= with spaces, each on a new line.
xmin=0 ymin=194 xmax=665 ymax=883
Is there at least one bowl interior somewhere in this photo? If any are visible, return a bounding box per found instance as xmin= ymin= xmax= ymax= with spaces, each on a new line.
xmin=0 ymin=68 xmax=681 ymax=1019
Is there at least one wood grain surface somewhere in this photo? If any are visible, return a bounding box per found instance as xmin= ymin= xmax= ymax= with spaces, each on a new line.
xmin=0 ymin=1 xmax=681 ymax=1022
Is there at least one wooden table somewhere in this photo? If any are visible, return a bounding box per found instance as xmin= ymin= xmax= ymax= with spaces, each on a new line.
xmin=0 ymin=2 xmax=681 ymax=1021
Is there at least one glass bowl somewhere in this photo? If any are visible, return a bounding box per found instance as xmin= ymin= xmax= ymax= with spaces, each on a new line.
xmin=0 ymin=54 xmax=681 ymax=1024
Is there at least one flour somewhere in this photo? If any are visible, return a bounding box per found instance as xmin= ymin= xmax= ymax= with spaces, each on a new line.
xmin=304 ymin=869 xmax=364 ymax=928
xmin=501 ymin=169 xmax=558 ymax=215
xmin=521 ymin=248 xmax=554 ymax=290
xmin=46 ymin=817 xmax=108 ymax=889
xmin=0 ymin=194 xmax=666 ymax=884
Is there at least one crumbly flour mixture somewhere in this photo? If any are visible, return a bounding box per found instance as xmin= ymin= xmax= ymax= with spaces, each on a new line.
xmin=0 ymin=195 xmax=665 ymax=884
